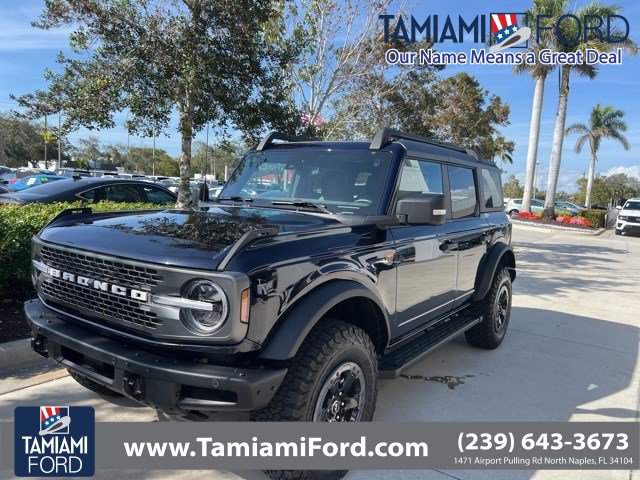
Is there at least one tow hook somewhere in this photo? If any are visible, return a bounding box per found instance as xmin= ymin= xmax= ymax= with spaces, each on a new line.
xmin=122 ymin=373 xmax=145 ymax=401
xmin=31 ymin=335 xmax=48 ymax=357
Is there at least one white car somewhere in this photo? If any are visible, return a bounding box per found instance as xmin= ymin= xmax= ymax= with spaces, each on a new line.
xmin=616 ymin=198 xmax=640 ymax=236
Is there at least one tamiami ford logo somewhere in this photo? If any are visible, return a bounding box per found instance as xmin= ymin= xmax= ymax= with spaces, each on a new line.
xmin=14 ymin=406 xmax=95 ymax=477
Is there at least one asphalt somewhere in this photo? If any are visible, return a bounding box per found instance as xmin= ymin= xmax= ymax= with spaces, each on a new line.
xmin=1 ymin=224 xmax=639 ymax=480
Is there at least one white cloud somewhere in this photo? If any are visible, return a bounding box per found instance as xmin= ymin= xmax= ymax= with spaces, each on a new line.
xmin=603 ymin=165 xmax=640 ymax=180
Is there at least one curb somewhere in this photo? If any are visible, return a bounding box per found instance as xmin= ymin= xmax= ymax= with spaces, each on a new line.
xmin=510 ymin=220 xmax=606 ymax=236
xmin=0 ymin=338 xmax=40 ymax=371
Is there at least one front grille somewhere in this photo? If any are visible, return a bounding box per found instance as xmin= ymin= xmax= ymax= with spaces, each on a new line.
xmin=38 ymin=244 xmax=164 ymax=329
xmin=41 ymin=245 xmax=164 ymax=288
xmin=628 ymin=216 xmax=640 ymax=223
xmin=41 ymin=278 xmax=161 ymax=329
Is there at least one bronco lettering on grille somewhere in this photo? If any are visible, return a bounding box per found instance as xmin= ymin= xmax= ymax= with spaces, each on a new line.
xmin=43 ymin=264 xmax=149 ymax=302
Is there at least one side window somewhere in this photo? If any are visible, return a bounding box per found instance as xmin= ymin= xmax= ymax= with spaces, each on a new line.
xmin=448 ymin=166 xmax=477 ymax=219
xmin=102 ymin=184 xmax=147 ymax=203
xmin=143 ymin=186 xmax=175 ymax=205
xmin=480 ymin=169 xmax=504 ymax=209
xmin=397 ymin=159 xmax=444 ymax=200
xmin=78 ymin=188 xmax=98 ymax=202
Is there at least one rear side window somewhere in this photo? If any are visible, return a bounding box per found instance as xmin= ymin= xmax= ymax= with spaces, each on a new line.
xmin=143 ymin=186 xmax=175 ymax=205
xmin=448 ymin=166 xmax=477 ymax=219
xmin=480 ymin=169 xmax=503 ymax=209
xmin=397 ymin=159 xmax=444 ymax=201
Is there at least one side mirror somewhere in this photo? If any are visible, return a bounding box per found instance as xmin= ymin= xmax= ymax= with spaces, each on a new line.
xmin=396 ymin=193 xmax=447 ymax=226
xmin=191 ymin=183 xmax=209 ymax=205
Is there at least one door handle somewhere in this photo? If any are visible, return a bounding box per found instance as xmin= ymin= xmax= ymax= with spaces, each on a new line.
xmin=439 ymin=240 xmax=459 ymax=253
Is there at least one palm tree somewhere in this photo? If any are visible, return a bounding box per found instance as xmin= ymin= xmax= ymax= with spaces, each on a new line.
xmin=515 ymin=0 xmax=566 ymax=213
xmin=541 ymin=3 xmax=638 ymax=219
xmin=566 ymin=104 xmax=630 ymax=208
xmin=494 ymin=135 xmax=514 ymax=171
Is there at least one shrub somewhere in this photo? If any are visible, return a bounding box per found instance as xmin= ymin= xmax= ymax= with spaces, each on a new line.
xmin=578 ymin=209 xmax=606 ymax=228
xmin=0 ymin=201 xmax=165 ymax=297
xmin=516 ymin=211 xmax=540 ymax=220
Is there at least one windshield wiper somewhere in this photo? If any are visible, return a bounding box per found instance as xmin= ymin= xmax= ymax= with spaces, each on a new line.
xmin=271 ymin=200 xmax=332 ymax=214
xmin=218 ymin=196 xmax=254 ymax=203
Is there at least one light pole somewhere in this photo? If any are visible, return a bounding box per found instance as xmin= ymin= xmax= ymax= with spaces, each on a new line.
xmin=152 ymin=125 xmax=156 ymax=176
xmin=533 ymin=161 xmax=539 ymax=200
xmin=57 ymin=113 xmax=62 ymax=170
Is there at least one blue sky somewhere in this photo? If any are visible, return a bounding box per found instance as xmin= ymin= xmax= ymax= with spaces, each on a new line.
xmin=1 ymin=0 xmax=638 ymax=192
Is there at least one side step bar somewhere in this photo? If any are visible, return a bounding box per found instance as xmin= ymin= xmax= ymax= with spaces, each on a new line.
xmin=378 ymin=313 xmax=482 ymax=379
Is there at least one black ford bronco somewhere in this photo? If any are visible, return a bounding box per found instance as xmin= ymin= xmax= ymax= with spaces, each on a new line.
xmin=27 ymin=128 xmax=515 ymax=424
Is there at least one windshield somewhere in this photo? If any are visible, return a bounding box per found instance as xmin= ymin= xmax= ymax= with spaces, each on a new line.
xmin=623 ymin=201 xmax=640 ymax=210
xmin=220 ymin=149 xmax=393 ymax=215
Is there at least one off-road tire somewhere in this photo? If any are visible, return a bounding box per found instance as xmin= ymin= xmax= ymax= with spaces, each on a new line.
xmin=68 ymin=369 xmax=123 ymax=397
xmin=465 ymin=267 xmax=512 ymax=350
xmin=251 ymin=319 xmax=378 ymax=480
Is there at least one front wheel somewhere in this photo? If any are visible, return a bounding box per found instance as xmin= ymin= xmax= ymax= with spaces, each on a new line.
xmin=465 ymin=267 xmax=512 ymax=350
xmin=251 ymin=320 xmax=379 ymax=480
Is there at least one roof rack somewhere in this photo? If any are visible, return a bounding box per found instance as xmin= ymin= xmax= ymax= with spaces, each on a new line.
xmin=370 ymin=127 xmax=479 ymax=160
xmin=256 ymin=131 xmax=312 ymax=151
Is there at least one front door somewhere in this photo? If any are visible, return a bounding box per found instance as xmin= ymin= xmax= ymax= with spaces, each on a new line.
xmin=390 ymin=158 xmax=457 ymax=338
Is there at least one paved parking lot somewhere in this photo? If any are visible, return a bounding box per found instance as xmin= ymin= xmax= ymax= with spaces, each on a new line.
xmin=1 ymin=225 xmax=639 ymax=480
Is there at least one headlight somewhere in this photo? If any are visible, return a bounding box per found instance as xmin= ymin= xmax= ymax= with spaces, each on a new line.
xmin=181 ymin=280 xmax=228 ymax=334
xmin=618 ymin=215 xmax=628 ymax=221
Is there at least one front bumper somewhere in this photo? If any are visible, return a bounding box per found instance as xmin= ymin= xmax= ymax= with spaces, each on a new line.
xmin=616 ymin=220 xmax=640 ymax=234
xmin=25 ymin=299 xmax=287 ymax=414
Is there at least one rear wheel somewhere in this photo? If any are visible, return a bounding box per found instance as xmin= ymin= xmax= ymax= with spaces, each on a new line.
xmin=508 ymin=209 xmax=519 ymax=217
xmin=465 ymin=267 xmax=512 ymax=350
xmin=251 ymin=319 xmax=378 ymax=480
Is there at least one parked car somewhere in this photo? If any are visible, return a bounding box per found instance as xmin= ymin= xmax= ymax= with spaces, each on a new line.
xmin=0 ymin=177 xmax=177 ymax=205
xmin=6 ymin=174 xmax=65 ymax=191
xmin=615 ymin=198 xmax=640 ymax=236
xmin=0 ymin=166 xmax=18 ymax=182
xmin=0 ymin=183 xmax=9 ymax=194
xmin=505 ymin=198 xmax=544 ymax=216
xmin=556 ymin=201 xmax=585 ymax=215
xmin=55 ymin=168 xmax=92 ymax=178
xmin=505 ymin=198 xmax=578 ymax=216
xmin=27 ymin=128 xmax=515 ymax=447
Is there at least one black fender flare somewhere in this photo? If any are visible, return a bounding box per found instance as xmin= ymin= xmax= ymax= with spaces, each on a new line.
xmin=473 ymin=242 xmax=516 ymax=301
xmin=258 ymin=280 xmax=390 ymax=361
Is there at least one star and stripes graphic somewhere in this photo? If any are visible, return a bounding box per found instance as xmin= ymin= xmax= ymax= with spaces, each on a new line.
xmin=39 ymin=406 xmax=71 ymax=435
xmin=489 ymin=13 xmax=532 ymax=52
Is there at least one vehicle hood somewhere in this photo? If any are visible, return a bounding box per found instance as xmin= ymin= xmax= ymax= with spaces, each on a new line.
xmin=38 ymin=206 xmax=343 ymax=270
xmin=620 ymin=209 xmax=640 ymax=217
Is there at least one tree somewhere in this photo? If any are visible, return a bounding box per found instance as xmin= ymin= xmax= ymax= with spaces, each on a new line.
xmin=155 ymin=154 xmax=180 ymax=177
xmin=574 ymin=173 xmax=640 ymax=207
xmin=515 ymin=0 xmax=564 ymax=213
xmin=541 ymin=3 xmax=637 ymax=218
xmin=14 ymin=0 xmax=300 ymax=207
xmin=503 ymin=175 xmax=524 ymax=199
xmin=286 ymin=0 xmax=399 ymax=133
xmin=0 ymin=112 xmax=68 ymax=167
xmin=566 ymin=104 xmax=630 ymax=208
xmin=192 ymin=139 xmax=245 ymax=180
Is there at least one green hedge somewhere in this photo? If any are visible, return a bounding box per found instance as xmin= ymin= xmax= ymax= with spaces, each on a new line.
xmin=578 ymin=209 xmax=607 ymax=228
xmin=0 ymin=201 xmax=165 ymax=297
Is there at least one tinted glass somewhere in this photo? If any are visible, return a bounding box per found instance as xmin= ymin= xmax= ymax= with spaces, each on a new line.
xmin=448 ymin=166 xmax=477 ymax=219
xmin=623 ymin=201 xmax=640 ymax=210
xmin=222 ymin=149 xmax=392 ymax=215
xmin=397 ymin=159 xmax=443 ymax=200
xmin=102 ymin=184 xmax=148 ymax=203
xmin=143 ymin=186 xmax=175 ymax=204
xmin=480 ymin=169 xmax=503 ymax=209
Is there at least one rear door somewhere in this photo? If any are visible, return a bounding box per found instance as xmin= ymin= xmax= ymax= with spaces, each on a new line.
xmin=444 ymin=165 xmax=491 ymax=307
xmin=389 ymin=158 xmax=457 ymax=337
